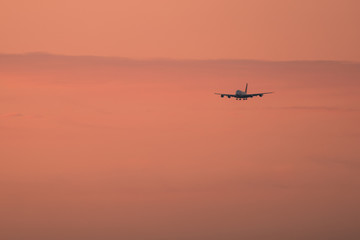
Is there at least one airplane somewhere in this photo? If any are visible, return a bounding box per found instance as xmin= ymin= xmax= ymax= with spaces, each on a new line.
xmin=215 ymin=83 xmax=273 ymax=100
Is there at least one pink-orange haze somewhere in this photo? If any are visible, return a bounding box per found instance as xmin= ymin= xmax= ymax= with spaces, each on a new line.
xmin=1 ymin=0 xmax=360 ymax=60
xmin=1 ymin=54 xmax=360 ymax=240
xmin=1 ymin=0 xmax=360 ymax=239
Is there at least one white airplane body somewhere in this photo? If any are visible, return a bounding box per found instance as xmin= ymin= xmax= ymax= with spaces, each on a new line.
xmin=215 ymin=83 xmax=273 ymax=100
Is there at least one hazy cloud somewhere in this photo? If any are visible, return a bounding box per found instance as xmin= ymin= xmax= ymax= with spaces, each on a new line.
xmin=0 ymin=113 xmax=24 ymax=118
xmin=280 ymin=106 xmax=360 ymax=112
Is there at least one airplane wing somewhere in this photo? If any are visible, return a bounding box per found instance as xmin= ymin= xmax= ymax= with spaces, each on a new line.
xmin=214 ymin=93 xmax=236 ymax=98
xmin=245 ymin=92 xmax=274 ymax=97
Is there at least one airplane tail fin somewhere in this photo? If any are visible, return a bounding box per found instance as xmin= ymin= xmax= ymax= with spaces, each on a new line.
xmin=245 ymin=83 xmax=248 ymax=93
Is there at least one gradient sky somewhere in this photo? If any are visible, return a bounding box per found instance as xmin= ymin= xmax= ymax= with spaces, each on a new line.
xmin=1 ymin=54 xmax=360 ymax=239
xmin=1 ymin=0 xmax=360 ymax=60
xmin=1 ymin=1 xmax=360 ymax=239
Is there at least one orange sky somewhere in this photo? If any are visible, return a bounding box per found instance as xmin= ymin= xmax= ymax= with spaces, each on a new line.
xmin=1 ymin=1 xmax=360 ymax=239
xmin=1 ymin=54 xmax=360 ymax=239
xmin=1 ymin=0 xmax=360 ymax=60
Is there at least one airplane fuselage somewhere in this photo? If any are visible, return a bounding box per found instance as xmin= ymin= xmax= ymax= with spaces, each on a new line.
xmin=235 ymin=90 xmax=246 ymax=97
